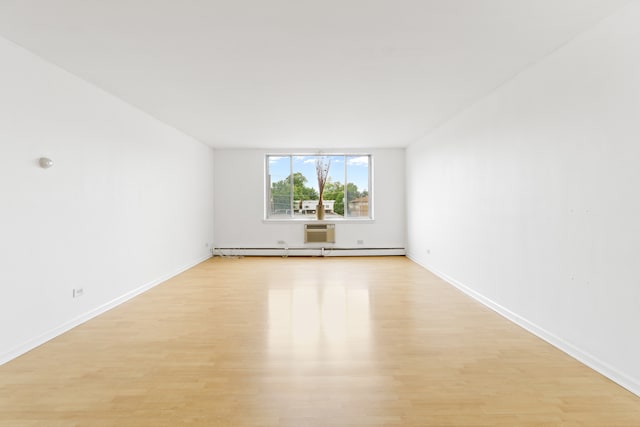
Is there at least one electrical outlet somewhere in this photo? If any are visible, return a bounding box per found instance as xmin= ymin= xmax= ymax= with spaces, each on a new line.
xmin=357 ymin=240 xmax=364 ymax=245
xmin=73 ymin=288 xmax=84 ymax=298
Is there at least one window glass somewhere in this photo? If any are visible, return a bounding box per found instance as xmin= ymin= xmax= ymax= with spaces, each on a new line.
xmin=267 ymin=156 xmax=292 ymax=219
xmin=346 ymin=155 xmax=370 ymax=218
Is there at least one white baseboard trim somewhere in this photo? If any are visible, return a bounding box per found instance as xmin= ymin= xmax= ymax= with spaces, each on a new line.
xmin=407 ymin=253 xmax=640 ymax=398
xmin=213 ymin=247 xmax=406 ymax=257
xmin=0 ymin=254 xmax=212 ymax=366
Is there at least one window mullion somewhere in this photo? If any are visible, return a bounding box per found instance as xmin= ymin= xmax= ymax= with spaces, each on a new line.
xmin=343 ymin=155 xmax=348 ymax=217
xmin=289 ymin=156 xmax=294 ymax=218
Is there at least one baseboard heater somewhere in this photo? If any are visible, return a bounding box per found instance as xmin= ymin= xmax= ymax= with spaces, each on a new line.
xmin=212 ymin=247 xmax=406 ymax=257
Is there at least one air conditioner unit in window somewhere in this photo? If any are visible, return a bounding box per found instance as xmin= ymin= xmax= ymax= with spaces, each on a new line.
xmin=304 ymin=223 xmax=335 ymax=243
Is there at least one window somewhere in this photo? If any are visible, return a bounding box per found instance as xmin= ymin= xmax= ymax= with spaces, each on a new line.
xmin=266 ymin=154 xmax=372 ymax=220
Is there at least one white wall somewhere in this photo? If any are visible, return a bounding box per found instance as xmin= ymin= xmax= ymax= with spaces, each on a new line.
xmin=406 ymin=2 xmax=640 ymax=395
xmin=0 ymin=37 xmax=215 ymax=364
xmin=214 ymin=149 xmax=405 ymax=250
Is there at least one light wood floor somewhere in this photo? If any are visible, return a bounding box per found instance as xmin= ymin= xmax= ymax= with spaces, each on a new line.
xmin=1 ymin=257 xmax=639 ymax=426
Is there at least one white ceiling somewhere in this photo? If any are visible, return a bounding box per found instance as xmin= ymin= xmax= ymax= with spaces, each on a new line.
xmin=0 ymin=0 xmax=628 ymax=149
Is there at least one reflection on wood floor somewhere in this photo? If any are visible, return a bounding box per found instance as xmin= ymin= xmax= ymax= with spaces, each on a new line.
xmin=1 ymin=256 xmax=639 ymax=426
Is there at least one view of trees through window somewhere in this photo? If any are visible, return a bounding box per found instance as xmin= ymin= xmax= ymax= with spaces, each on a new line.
xmin=267 ymin=155 xmax=371 ymax=219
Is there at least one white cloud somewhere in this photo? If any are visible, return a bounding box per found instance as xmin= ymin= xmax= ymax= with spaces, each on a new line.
xmin=269 ymin=156 xmax=287 ymax=164
xmin=348 ymin=156 xmax=369 ymax=166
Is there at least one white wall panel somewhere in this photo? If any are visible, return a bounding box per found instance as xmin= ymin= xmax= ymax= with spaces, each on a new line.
xmin=0 ymin=37 xmax=215 ymax=363
xmin=406 ymin=2 xmax=640 ymax=395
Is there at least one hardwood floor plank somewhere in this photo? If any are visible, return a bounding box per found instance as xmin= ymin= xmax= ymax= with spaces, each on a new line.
xmin=1 ymin=256 xmax=639 ymax=426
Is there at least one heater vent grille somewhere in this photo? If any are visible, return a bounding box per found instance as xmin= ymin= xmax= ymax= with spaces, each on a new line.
xmin=304 ymin=224 xmax=335 ymax=243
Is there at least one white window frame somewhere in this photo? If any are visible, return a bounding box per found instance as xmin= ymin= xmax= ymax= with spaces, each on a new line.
xmin=264 ymin=153 xmax=374 ymax=222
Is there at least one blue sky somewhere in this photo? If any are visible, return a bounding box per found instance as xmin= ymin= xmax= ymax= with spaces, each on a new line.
xmin=268 ymin=155 xmax=369 ymax=192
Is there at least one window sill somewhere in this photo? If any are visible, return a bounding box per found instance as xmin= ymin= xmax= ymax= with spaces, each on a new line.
xmin=263 ymin=218 xmax=375 ymax=224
